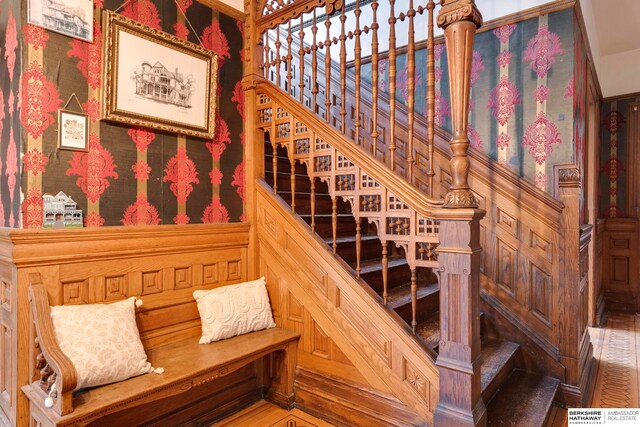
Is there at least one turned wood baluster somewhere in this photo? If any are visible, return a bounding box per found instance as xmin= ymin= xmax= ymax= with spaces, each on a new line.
xmin=382 ymin=241 xmax=389 ymax=304
xmin=426 ymin=0 xmax=436 ymax=196
xmin=290 ymin=159 xmax=296 ymax=212
xmin=332 ymin=198 xmax=338 ymax=253
xmin=388 ymin=0 xmax=397 ymax=169
xmin=275 ymin=27 xmax=282 ymax=88
xmin=298 ymin=16 xmax=306 ymax=104
xmin=340 ymin=3 xmax=347 ymax=133
xmin=311 ymin=11 xmax=319 ymax=112
xmin=406 ymin=0 xmax=416 ymax=181
xmin=324 ymin=8 xmax=332 ymax=123
xmin=410 ymin=268 xmax=417 ymax=332
xmin=310 ymin=176 xmax=316 ymax=233
xmin=264 ymin=30 xmax=271 ymax=79
xmin=287 ymin=21 xmax=293 ymax=96
xmin=354 ymin=0 xmax=362 ymax=145
xmin=355 ymin=218 xmax=362 ymax=278
xmin=272 ymin=141 xmax=278 ymax=193
xmin=370 ymin=1 xmax=380 ymax=156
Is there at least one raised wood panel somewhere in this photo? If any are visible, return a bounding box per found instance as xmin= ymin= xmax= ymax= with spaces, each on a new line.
xmin=530 ymin=263 xmax=552 ymax=326
xmin=497 ymin=209 xmax=518 ymax=238
xmin=530 ymin=230 xmax=553 ymax=263
xmin=102 ymin=275 xmax=128 ymax=302
xmin=496 ymin=239 xmax=517 ymax=298
xmin=174 ymin=266 xmax=193 ymax=290
xmin=203 ymin=263 xmax=219 ymax=285
xmin=0 ymin=322 xmax=10 ymax=403
xmin=61 ymin=280 xmax=89 ymax=305
xmin=0 ymin=281 xmax=10 ymax=313
xmin=611 ymin=257 xmax=629 ymax=284
xmin=141 ymin=271 xmax=162 ymax=296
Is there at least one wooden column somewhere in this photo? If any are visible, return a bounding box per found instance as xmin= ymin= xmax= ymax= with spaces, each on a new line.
xmin=437 ymin=0 xmax=482 ymax=209
xmin=243 ymin=0 xmax=262 ymax=279
xmin=433 ymin=212 xmax=486 ymax=427
xmin=557 ymin=167 xmax=595 ymax=406
xmin=434 ymin=2 xmax=485 ymax=426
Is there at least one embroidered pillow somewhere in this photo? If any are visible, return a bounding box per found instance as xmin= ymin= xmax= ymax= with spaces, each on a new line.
xmin=193 ymin=276 xmax=276 ymax=344
xmin=50 ymin=297 xmax=153 ymax=390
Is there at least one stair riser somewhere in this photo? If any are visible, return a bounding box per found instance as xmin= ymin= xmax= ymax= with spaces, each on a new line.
xmin=265 ymin=172 xmax=313 ymax=193
xmin=336 ymin=238 xmax=384 ymax=264
xmin=393 ymin=291 xmax=440 ymax=326
xmin=302 ymin=216 xmax=362 ymax=238
xmin=361 ymin=265 xmax=413 ymax=294
xmin=265 ymin=154 xmax=308 ymax=175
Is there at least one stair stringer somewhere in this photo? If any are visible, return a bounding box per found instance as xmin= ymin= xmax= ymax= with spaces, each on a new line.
xmin=256 ymin=181 xmax=438 ymax=423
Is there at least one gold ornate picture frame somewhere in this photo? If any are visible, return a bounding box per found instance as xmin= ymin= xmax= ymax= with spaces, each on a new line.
xmin=102 ymin=10 xmax=218 ymax=139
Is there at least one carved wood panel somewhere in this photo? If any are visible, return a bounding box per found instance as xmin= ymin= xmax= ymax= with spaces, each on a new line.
xmin=496 ymin=239 xmax=517 ymax=298
xmin=602 ymin=220 xmax=640 ymax=312
xmin=530 ymin=263 xmax=552 ymax=326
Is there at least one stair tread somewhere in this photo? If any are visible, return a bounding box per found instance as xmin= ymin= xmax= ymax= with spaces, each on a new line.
xmin=358 ymin=257 xmax=407 ymax=274
xmin=480 ymin=339 xmax=519 ymax=395
xmin=486 ymin=370 xmax=560 ymax=427
xmin=386 ymin=282 xmax=439 ymax=309
xmin=415 ymin=313 xmax=440 ymax=350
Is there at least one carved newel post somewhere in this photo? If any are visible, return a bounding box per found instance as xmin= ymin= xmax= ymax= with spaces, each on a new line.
xmin=434 ymin=2 xmax=486 ymax=427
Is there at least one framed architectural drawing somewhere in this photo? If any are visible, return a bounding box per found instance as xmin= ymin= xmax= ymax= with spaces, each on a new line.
xmin=58 ymin=110 xmax=89 ymax=151
xmin=28 ymin=0 xmax=94 ymax=42
xmin=102 ymin=10 xmax=219 ymax=139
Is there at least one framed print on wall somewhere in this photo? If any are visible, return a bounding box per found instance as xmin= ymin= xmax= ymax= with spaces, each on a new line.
xmin=58 ymin=110 xmax=89 ymax=151
xmin=28 ymin=0 xmax=94 ymax=42
xmin=102 ymin=10 xmax=219 ymax=139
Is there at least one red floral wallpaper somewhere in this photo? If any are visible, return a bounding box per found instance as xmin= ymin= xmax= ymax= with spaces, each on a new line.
xmin=12 ymin=0 xmax=245 ymax=228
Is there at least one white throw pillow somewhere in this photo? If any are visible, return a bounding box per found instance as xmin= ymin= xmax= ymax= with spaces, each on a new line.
xmin=193 ymin=276 xmax=276 ymax=344
xmin=50 ymin=297 xmax=153 ymax=390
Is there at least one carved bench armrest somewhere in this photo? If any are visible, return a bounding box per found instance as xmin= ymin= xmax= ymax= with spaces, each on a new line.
xmin=28 ymin=274 xmax=77 ymax=416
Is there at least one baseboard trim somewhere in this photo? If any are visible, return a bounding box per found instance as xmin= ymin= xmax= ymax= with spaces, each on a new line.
xmin=294 ymin=367 xmax=428 ymax=427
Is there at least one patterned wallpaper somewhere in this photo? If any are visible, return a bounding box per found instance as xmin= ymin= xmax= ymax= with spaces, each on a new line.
xmin=0 ymin=0 xmax=21 ymax=227
xmin=599 ymin=97 xmax=637 ymax=218
xmin=4 ymin=0 xmax=245 ymax=228
xmin=362 ymin=7 xmax=576 ymax=195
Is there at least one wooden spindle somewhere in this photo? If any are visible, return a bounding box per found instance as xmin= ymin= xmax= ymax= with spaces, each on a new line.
xmin=310 ymin=176 xmax=316 ymax=233
xmin=272 ymin=142 xmax=278 ymax=193
xmin=427 ymin=0 xmax=436 ymax=196
xmin=298 ymin=16 xmax=306 ymax=104
xmin=290 ymin=160 xmax=296 ymax=212
xmin=388 ymin=0 xmax=397 ymax=169
xmin=406 ymin=0 xmax=416 ymax=181
xmin=332 ymin=197 xmax=338 ymax=253
xmin=382 ymin=240 xmax=389 ymax=304
xmin=355 ymin=218 xmax=362 ymax=278
xmin=287 ymin=21 xmax=293 ymax=96
xmin=264 ymin=29 xmax=271 ymax=79
xmin=411 ymin=268 xmax=417 ymax=332
xmin=340 ymin=3 xmax=347 ymax=133
xmin=311 ymin=10 xmax=319 ymax=112
xmin=370 ymin=1 xmax=380 ymax=155
xmin=275 ymin=26 xmax=282 ymax=88
xmin=354 ymin=0 xmax=362 ymax=145
xmin=325 ymin=8 xmax=332 ymax=123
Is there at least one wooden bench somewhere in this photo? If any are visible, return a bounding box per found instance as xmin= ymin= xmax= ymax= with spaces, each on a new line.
xmin=22 ymin=281 xmax=300 ymax=426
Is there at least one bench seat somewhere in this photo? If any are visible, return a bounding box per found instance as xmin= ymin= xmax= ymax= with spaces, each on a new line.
xmin=22 ymin=281 xmax=300 ymax=427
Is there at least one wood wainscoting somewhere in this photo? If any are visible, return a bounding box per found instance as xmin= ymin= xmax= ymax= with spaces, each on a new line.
xmin=600 ymin=219 xmax=640 ymax=313
xmin=256 ymin=181 xmax=437 ymax=425
xmin=0 ymin=224 xmax=254 ymax=427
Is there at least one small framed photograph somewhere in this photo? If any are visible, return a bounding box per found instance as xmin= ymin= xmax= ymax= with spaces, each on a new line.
xmin=58 ymin=110 xmax=89 ymax=151
xmin=102 ymin=10 xmax=218 ymax=139
xmin=28 ymin=0 xmax=94 ymax=42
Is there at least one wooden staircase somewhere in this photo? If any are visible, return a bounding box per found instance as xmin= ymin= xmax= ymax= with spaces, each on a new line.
xmin=265 ymin=142 xmax=560 ymax=426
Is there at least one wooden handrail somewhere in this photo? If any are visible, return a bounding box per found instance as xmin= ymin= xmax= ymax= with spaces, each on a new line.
xmin=256 ymin=79 xmax=487 ymax=223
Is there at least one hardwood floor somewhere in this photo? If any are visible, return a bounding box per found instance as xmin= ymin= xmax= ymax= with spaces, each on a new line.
xmin=211 ymin=400 xmax=336 ymax=427
xmin=546 ymin=312 xmax=640 ymax=426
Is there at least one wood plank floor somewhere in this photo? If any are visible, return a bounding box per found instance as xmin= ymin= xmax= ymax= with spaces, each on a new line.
xmin=213 ymin=313 xmax=639 ymax=426
xmin=546 ymin=312 xmax=640 ymax=427
xmin=212 ymin=400 xmax=336 ymax=427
